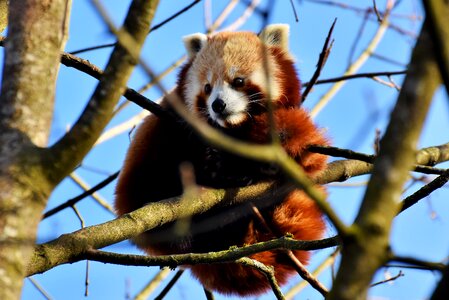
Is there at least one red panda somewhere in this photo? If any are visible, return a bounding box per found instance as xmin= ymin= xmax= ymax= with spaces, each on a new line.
xmin=115 ymin=24 xmax=328 ymax=296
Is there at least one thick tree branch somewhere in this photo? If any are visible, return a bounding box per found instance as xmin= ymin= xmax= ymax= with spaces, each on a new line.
xmin=0 ymin=0 xmax=70 ymax=299
xmin=327 ymin=20 xmax=441 ymax=300
xmin=0 ymin=0 xmax=7 ymax=33
xmin=44 ymin=0 xmax=160 ymax=186
xmin=422 ymin=0 xmax=449 ymax=98
xmin=27 ymin=181 xmax=339 ymax=276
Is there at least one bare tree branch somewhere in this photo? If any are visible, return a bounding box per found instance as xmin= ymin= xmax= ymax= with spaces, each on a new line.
xmin=0 ymin=0 xmax=70 ymax=298
xmin=327 ymin=16 xmax=442 ymax=300
xmin=27 ymin=179 xmax=339 ymax=276
xmin=301 ymin=18 xmax=336 ymax=102
xmin=310 ymin=1 xmax=393 ymax=118
xmin=0 ymin=0 xmax=7 ymax=33
xmin=422 ymin=0 xmax=449 ymax=99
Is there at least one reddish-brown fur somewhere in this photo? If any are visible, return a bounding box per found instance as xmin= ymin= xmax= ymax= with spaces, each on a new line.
xmin=115 ymin=28 xmax=328 ymax=296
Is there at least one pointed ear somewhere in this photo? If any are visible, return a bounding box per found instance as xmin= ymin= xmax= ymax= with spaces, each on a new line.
xmin=183 ymin=33 xmax=208 ymax=59
xmin=258 ymin=24 xmax=289 ymax=50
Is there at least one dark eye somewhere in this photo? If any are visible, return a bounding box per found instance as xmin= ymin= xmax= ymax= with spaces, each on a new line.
xmin=204 ymin=83 xmax=212 ymax=94
xmin=232 ymin=77 xmax=245 ymax=88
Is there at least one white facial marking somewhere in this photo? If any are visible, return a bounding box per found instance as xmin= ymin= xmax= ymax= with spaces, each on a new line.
xmin=208 ymin=82 xmax=247 ymax=127
xmin=207 ymin=71 xmax=212 ymax=83
xmin=184 ymin=67 xmax=201 ymax=111
xmin=228 ymin=66 xmax=238 ymax=78
xmin=249 ymin=66 xmax=280 ymax=102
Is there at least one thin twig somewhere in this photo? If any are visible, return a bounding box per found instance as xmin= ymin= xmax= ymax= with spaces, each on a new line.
xmin=347 ymin=9 xmax=370 ymax=67
xmin=154 ymin=270 xmax=184 ymax=300
xmin=310 ymin=2 xmax=393 ymax=117
xmin=370 ymin=270 xmax=404 ymax=287
xmin=289 ymin=0 xmax=299 ymax=22
xmin=399 ymin=169 xmax=449 ymax=214
xmin=71 ymin=205 xmax=90 ymax=296
xmin=372 ymin=0 xmax=383 ymax=22
xmin=149 ymin=0 xmax=201 ymax=33
xmin=207 ymin=0 xmax=239 ymax=33
xmin=285 ymin=249 xmax=339 ymax=299
xmin=301 ymin=18 xmax=336 ymax=102
xmin=219 ymin=0 xmax=262 ymax=32
xmin=42 ymin=171 xmax=119 ymax=219
xmin=236 ymin=257 xmax=285 ymax=300
xmin=134 ymin=268 xmax=171 ymax=300
xmin=70 ymin=0 xmax=200 ymax=54
xmin=28 ymin=278 xmax=53 ymax=300
xmin=69 ymin=172 xmax=115 ymax=214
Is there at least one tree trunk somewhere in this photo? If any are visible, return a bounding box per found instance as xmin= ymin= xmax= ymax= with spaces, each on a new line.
xmin=0 ymin=0 xmax=69 ymax=299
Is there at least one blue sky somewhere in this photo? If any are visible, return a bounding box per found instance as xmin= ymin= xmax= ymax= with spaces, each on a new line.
xmin=15 ymin=0 xmax=449 ymax=299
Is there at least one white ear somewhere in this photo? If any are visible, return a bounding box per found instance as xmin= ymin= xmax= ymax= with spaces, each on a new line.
xmin=182 ymin=33 xmax=208 ymax=59
xmin=258 ymin=24 xmax=289 ymax=50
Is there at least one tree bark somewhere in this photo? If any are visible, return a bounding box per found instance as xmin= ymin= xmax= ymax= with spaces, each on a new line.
xmin=327 ymin=21 xmax=441 ymax=300
xmin=0 ymin=0 xmax=70 ymax=299
xmin=0 ymin=0 xmax=160 ymax=298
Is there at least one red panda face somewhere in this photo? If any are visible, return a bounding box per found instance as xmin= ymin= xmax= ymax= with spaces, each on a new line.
xmin=180 ymin=25 xmax=301 ymax=128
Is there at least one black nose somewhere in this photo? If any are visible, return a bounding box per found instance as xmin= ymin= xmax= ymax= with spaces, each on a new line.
xmin=211 ymin=98 xmax=226 ymax=114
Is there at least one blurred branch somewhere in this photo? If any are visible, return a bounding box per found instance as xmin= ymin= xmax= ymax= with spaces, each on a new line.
xmin=0 ymin=0 xmax=7 ymax=33
xmin=327 ymin=12 xmax=441 ymax=300
xmin=219 ymin=0 xmax=262 ymax=32
xmin=207 ymin=0 xmax=239 ymax=33
xmin=422 ymin=0 xmax=449 ymax=98
xmin=310 ymin=1 xmax=393 ymax=118
xmin=68 ymin=172 xmax=115 ymax=214
xmin=28 ymin=277 xmax=53 ymax=300
xmin=133 ymin=268 xmax=171 ymax=300
xmin=94 ymin=110 xmax=148 ymax=145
